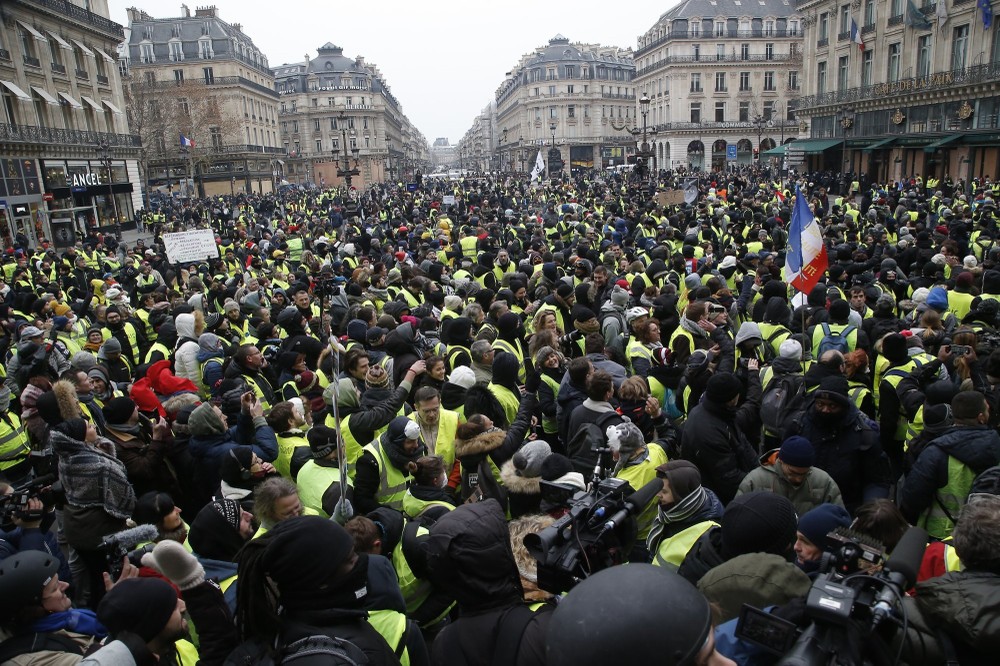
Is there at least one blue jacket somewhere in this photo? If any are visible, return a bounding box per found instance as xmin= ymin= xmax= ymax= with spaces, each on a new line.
xmin=188 ymin=413 xmax=278 ymax=497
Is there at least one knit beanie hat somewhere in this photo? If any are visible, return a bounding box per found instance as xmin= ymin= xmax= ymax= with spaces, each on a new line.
xmin=132 ymin=491 xmax=176 ymax=528
xmin=498 ymin=312 xmax=521 ymax=336
xmin=541 ymin=453 xmax=574 ymax=481
xmin=610 ymin=285 xmax=630 ymax=307
xmin=71 ymin=351 xmax=98 ymax=373
xmin=102 ymin=397 xmax=137 ymax=426
xmin=52 ymin=303 xmax=72 ymax=317
xmin=365 ymin=365 xmax=390 ymax=389
xmin=220 ymin=446 xmax=255 ymax=485
xmin=307 ymin=425 xmax=338 ymax=458
xmin=797 ymin=504 xmax=852 ymax=552
xmin=705 ymin=372 xmax=743 ymax=404
xmin=88 ymin=366 xmax=110 ymax=386
xmin=880 ymin=333 xmax=909 ymax=364
xmin=556 ymin=282 xmax=574 ymax=298
xmin=829 ymin=299 xmax=851 ymax=322
xmin=294 ymin=370 xmax=317 ymax=393
xmin=53 ymin=418 xmax=87 ymax=442
xmin=655 ymin=460 xmax=702 ymax=499
xmin=813 ymin=376 xmax=852 ymax=410
xmin=721 ymin=491 xmax=798 ymax=560
xmin=449 ymin=365 xmax=477 ymax=389
xmin=778 ymin=436 xmax=815 ymax=468
xmin=223 ymin=300 xmax=240 ymax=314
xmin=188 ymin=402 xmax=226 ymax=437
xmin=606 ymin=420 xmax=645 ymax=456
xmin=512 ymin=440 xmax=552 ymax=478
xmin=335 ymin=378 xmax=359 ymax=409
xmin=779 ymin=339 xmax=802 ymax=360
xmin=52 ymin=316 xmax=69 ymax=331
xmin=98 ymin=578 xmax=178 ymax=642
xmin=102 ymin=337 xmax=122 ymax=354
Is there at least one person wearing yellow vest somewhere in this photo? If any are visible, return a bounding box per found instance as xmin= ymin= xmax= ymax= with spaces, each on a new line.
xmin=295 ymin=425 xmax=353 ymax=519
xmin=266 ymin=401 xmax=311 ymax=480
xmin=401 ymin=455 xmax=459 ymax=520
xmin=454 ymin=393 xmax=537 ymax=501
xmin=608 ymin=421 xmax=668 ymax=554
xmin=411 ymin=386 xmax=461 ymax=482
xmin=354 ymin=416 xmax=423 ymax=513
xmin=647 ymin=460 xmax=724 ymax=570
xmin=229 ymin=515 xmax=424 ymax=664
xmin=900 ymin=390 xmax=1000 ymax=540
xmin=223 ymin=344 xmax=276 ymax=411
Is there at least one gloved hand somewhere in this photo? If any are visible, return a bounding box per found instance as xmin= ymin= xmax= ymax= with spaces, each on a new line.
xmin=331 ymin=496 xmax=354 ymax=525
xmin=141 ymin=540 xmax=205 ymax=591
xmin=524 ymin=371 xmax=542 ymax=394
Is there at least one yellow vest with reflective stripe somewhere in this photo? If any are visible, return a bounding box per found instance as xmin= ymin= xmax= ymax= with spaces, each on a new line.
xmin=432 ymin=409 xmax=460 ymax=471
xmin=652 ymin=521 xmax=720 ymax=570
xmin=492 ymin=339 xmax=525 ymax=383
xmin=296 ymin=460 xmax=350 ymax=518
xmin=175 ymin=639 xmax=199 ymax=666
xmin=488 ymin=383 xmax=520 ymax=426
xmin=363 ymin=439 xmax=412 ymax=510
xmin=613 ymin=444 xmax=668 ymax=540
xmin=626 ymin=340 xmax=653 ymax=375
xmin=275 ymin=431 xmax=309 ymax=479
xmin=916 ymin=454 xmax=977 ymax=540
xmin=401 ymin=491 xmax=454 ymax=521
xmin=539 ymin=374 xmax=561 ymax=434
xmin=0 ymin=413 xmax=30 ymax=473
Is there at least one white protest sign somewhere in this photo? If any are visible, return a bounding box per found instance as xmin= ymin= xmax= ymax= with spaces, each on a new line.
xmin=163 ymin=229 xmax=220 ymax=264
xmin=442 ymin=195 xmax=456 ymax=206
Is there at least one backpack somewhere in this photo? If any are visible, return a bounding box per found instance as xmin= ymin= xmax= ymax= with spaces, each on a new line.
xmin=759 ymin=374 xmax=806 ymax=436
xmin=565 ymin=410 xmax=621 ymax=476
xmin=817 ymin=323 xmax=856 ymax=356
xmin=762 ymin=327 xmax=788 ymax=363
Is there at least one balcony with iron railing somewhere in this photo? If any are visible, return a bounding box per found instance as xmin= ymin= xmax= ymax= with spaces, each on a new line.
xmin=24 ymin=55 xmax=40 ymax=68
xmin=797 ymin=61 xmax=1000 ymax=110
xmin=76 ymin=68 xmax=89 ymax=79
xmin=601 ymin=93 xmax=636 ymax=99
xmin=51 ymin=62 xmax=66 ymax=75
xmin=636 ymin=28 xmax=801 ymax=55
xmin=97 ymin=74 xmax=109 ymax=85
xmin=148 ymin=75 xmax=277 ymax=98
xmin=0 ymin=123 xmax=141 ymax=148
xmin=652 ymin=119 xmax=800 ymax=132
xmin=837 ymin=30 xmax=852 ymax=41
xmin=887 ymin=14 xmax=905 ymax=26
xmin=208 ymin=144 xmax=288 ymax=155
xmin=0 ymin=49 xmax=10 ymax=62
xmin=638 ymin=52 xmax=796 ymax=76
xmin=20 ymin=0 xmax=125 ymax=38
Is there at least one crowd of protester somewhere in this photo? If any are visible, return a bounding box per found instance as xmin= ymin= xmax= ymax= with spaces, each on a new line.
xmin=0 ymin=164 xmax=998 ymax=664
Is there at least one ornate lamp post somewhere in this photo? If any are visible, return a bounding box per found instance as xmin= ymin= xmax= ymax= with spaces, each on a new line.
xmin=97 ymin=141 xmax=121 ymax=239
xmin=335 ymin=111 xmax=361 ymax=188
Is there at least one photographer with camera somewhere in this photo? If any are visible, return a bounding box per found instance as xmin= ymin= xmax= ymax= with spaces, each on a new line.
xmin=0 ymin=480 xmax=69 ymax=586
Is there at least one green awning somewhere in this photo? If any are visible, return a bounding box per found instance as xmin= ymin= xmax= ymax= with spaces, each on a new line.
xmin=762 ymin=144 xmax=788 ymax=156
xmin=924 ymin=134 xmax=965 ymax=153
xmin=862 ymin=137 xmax=897 ymax=153
xmin=784 ymin=138 xmax=844 ymax=154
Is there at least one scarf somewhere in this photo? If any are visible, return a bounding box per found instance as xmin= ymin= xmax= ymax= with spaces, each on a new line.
xmin=32 ymin=608 xmax=108 ymax=639
xmin=384 ymin=435 xmax=425 ymax=473
xmin=108 ymin=422 xmax=142 ymax=436
xmin=646 ymin=485 xmax=709 ymax=553
xmin=679 ymin=316 xmax=711 ymax=339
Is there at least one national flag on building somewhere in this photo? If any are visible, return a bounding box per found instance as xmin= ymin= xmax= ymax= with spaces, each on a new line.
xmin=850 ymin=18 xmax=865 ymax=51
xmin=784 ymin=186 xmax=828 ymax=294
xmin=980 ymin=0 xmax=993 ymax=28
xmin=180 ymin=133 xmax=195 ymax=148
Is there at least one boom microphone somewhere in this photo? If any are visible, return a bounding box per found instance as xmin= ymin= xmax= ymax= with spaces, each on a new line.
xmin=100 ymin=524 xmax=159 ymax=551
xmin=601 ymin=478 xmax=662 ymax=532
xmin=870 ymin=526 xmax=928 ymax=626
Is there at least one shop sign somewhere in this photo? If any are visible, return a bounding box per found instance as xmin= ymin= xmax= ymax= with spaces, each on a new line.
xmin=71 ymin=173 xmax=102 ymax=187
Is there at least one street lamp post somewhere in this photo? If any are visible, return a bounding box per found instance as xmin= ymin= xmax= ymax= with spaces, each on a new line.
xmin=839 ymin=107 xmax=856 ymax=177
xmin=97 ymin=141 xmax=121 ymax=239
xmin=751 ymin=105 xmax=774 ymax=166
xmin=633 ymin=92 xmax=657 ymax=185
xmin=549 ymin=121 xmax=558 ymax=178
xmin=335 ymin=111 xmax=361 ymax=188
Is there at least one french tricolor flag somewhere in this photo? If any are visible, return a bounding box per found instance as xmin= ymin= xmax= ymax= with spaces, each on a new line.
xmin=850 ymin=18 xmax=865 ymax=51
xmin=180 ymin=133 xmax=196 ymax=148
xmin=784 ymin=186 xmax=828 ymax=294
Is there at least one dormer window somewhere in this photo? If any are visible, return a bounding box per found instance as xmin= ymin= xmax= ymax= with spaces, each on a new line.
xmin=169 ymin=40 xmax=183 ymax=62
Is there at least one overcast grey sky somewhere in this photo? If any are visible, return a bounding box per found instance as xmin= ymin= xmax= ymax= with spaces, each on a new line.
xmin=107 ymin=0 xmax=667 ymax=145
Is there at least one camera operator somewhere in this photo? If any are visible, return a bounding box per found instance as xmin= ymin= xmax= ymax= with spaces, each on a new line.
xmin=897 ymin=495 xmax=1000 ymax=664
xmin=0 ymin=482 xmax=69 ymax=585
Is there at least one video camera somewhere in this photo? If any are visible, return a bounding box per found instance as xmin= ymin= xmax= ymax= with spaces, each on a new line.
xmin=100 ymin=524 xmax=159 ymax=580
xmin=525 ymin=477 xmax=661 ymax=594
xmin=736 ymin=526 xmax=927 ymax=665
xmin=0 ymin=474 xmax=58 ymax=524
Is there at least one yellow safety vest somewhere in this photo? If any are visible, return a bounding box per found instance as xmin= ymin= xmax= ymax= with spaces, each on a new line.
xmin=0 ymin=413 xmax=30 ymax=476
xmin=539 ymin=374 xmax=561 ymax=434
xmin=652 ymin=521 xmax=720 ymax=570
xmin=275 ymin=431 xmax=309 ymax=479
xmin=487 ymin=383 xmax=520 ymax=426
xmin=492 ymin=338 xmax=526 ymax=384
xmin=296 ymin=459 xmax=350 ymax=518
xmin=363 ymin=438 xmax=412 ymax=510
xmin=613 ymin=444 xmax=668 ymax=540
xmin=431 ymin=409 xmax=460 ymax=471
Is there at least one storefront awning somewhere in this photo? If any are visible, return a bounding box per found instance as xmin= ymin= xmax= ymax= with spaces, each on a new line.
xmin=45 ymin=31 xmax=72 ymax=50
xmin=58 ymin=91 xmax=83 ymax=109
xmin=0 ymin=80 xmax=31 ymax=102
xmin=924 ymin=134 xmax=964 ymax=153
xmin=762 ymin=144 xmax=788 ymax=156
xmin=80 ymin=95 xmax=103 ymax=112
xmin=94 ymin=48 xmax=116 ymax=64
xmin=102 ymin=99 xmax=122 ymax=114
xmin=31 ymin=86 xmax=59 ymax=106
xmin=784 ymin=138 xmax=843 ymax=154
xmin=861 ymin=137 xmax=897 ymax=153
xmin=16 ymin=21 xmax=47 ymax=42
xmin=71 ymin=40 xmax=95 ymax=58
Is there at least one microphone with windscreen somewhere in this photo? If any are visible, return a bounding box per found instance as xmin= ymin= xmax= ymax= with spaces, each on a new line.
xmin=870 ymin=525 xmax=928 ymax=627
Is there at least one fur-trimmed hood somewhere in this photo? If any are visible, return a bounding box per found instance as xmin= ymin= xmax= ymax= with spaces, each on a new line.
xmin=499 ymin=459 xmax=542 ymax=495
xmin=54 ymin=379 xmax=82 ymax=421
xmin=454 ymin=429 xmax=506 ymax=458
